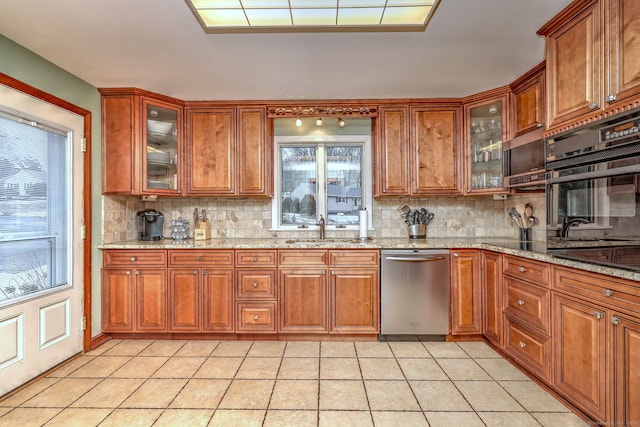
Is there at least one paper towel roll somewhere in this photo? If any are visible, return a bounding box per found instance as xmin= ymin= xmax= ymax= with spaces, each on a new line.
xmin=359 ymin=208 xmax=368 ymax=240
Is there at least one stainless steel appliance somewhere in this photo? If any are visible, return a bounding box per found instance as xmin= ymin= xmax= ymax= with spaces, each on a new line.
xmin=545 ymin=108 xmax=640 ymax=271
xmin=503 ymin=127 xmax=546 ymax=189
xmin=136 ymin=209 xmax=164 ymax=241
xmin=381 ymin=249 xmax=450 ymax=338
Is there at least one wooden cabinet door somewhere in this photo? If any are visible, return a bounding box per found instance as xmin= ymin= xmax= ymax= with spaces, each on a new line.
xmin=279 ymin=269 xmax=328 ymax=333
xmin=102 ymin=268 xmax=135 ymax=332
xmin=553 ymin=293 xmax=608 ymax=422
xmin=375 ymin=106 xmax=409 ymax=196
xmin=101 ymin=95 xmax=139 ymax=195
xmin=237 ymin=107 xmax=271 ymax=196
xmin=185 ymin=108 xmax=236 ymax=195
xmin=135 ymin=268 xmax=167 ymax=332
xmin=329 ymin=268 xmax=379 ymax=334
xmin=510 ymin=62 xmax=546 ymax=136
xmin=612 ymin=313 xmax=640 ymax=426
xmin=482 ymin=251 xmax=503 ymax=347
xmin=168 ymin=269 xmax=201 ymax=332
xmin=450 ymin=250 xmax=482 ymax=335
xmin=607 ymin=0 xmax=640 ymax=104
xmin=543 ymin=0 xmax=604 ymax=129
xmin=202 ymin=269 xmax=235 ymax=332
xmin=410 ymin=106 xmax=462 ymax=195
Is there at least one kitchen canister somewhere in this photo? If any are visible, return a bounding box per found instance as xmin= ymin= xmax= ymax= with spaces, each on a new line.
xmin=409 ymin=224 xmax=427 ymax=239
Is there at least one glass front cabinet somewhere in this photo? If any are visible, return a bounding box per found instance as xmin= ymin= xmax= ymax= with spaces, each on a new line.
xmin=465 ymin=93 xmax=508 ymax=194
xmin=142 ymin=98 xmax=182 ymax=194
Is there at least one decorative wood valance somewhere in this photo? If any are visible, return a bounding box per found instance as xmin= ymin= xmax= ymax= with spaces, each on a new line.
xmin=267 ymin=105 xmax=378 ymax=118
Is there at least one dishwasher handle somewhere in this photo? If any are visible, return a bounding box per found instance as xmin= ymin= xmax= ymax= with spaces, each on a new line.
xmin=384 ymin=256 xmax=447 ymax=262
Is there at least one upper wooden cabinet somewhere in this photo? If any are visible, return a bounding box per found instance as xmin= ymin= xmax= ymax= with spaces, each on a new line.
xmin=374 ymin=103 xmax=462 ymax=197
xmin=509 ymin=62 xmax=546 ymax=137
xmin=410 ymin=105 xmax=463 ymax=195
xmin=100 ymin=88 xmax=183 ymax=195
xmin=184 ymin=105 xmax=272 ymax=197
xmin=539 ymin=0 xmax=640 ymax=133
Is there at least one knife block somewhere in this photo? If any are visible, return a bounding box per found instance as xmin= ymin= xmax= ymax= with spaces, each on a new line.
xmin=193 ymin=220 xmax=210 ymax=240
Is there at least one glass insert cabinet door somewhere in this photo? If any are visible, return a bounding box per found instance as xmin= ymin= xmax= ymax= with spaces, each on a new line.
xmin=142 ymin=100 xmax=180 ymax=193
xmin=467 ymin=98 xmax=505 ymax=192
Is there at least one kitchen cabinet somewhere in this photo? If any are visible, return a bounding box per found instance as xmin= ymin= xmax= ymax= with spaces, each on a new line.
xmin=100 ymin=88 xmax=183 ymax=195
xmin=168 ymin=250 xmax=235 ymax=333
xmin=509 ymin=61 xmax=546 ymax=137
xmin=552 ymin=293 xmax=608 ymax=422
xmin=235 ymin=250 xmax=277 ymax=333
xmin=463 ymin=89 xmax=509 ymax=194
xmin=329 ymin=250 xmax=380 ymax=334
xmin=375 ymin=105 xmax=410 ymax=196
xmin=450 ymin=250 xmax=482 ymax=335
xmin=102 ymin=250 xmax=168 ymax=333
xmin=410 ymin=105 xmax=463 ymax=195
xmin=481 ymin=251 xmax=503 ymax=347
xmin=611 ymin=312 xmax=640 ymax=426
xmin=184 ymin=105 xmax=271 ymax=197
xmin=606 ymin=0 xmax=640 ymax=105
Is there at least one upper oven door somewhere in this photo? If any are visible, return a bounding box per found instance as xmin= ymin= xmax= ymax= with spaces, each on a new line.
xmin=546 ymin=157 xmax=640 ymax=237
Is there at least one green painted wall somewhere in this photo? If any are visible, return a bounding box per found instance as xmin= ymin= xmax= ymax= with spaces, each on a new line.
xmin=0 ymin=35 xmax=103 ymax=338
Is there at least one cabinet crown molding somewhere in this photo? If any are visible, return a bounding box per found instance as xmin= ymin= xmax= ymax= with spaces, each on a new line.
xmin=266 ymin=105 xmax=378 ymax=118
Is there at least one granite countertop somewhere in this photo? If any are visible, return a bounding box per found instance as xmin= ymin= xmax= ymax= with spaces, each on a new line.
xmin=99 ymin=237 xmax=640 ymax=282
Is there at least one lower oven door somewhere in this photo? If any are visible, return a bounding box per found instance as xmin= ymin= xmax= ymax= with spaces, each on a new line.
xmin=546 ymin=157 xmax=640 ymax=237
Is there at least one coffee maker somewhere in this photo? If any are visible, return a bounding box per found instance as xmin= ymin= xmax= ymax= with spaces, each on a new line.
xmin=136 ymin=209 xmax=164 ymax=241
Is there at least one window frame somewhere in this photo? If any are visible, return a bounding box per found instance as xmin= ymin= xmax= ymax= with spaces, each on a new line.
xmin=272 ymin=135 xmax=372 ymax=232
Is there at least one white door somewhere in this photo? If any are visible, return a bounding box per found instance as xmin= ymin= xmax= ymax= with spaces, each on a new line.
xmin=0 ymin=84 xmax=84 ymax=396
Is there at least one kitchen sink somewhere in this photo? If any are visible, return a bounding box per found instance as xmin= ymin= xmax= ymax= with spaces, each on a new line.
xmin=284 ymin=238 xmax=368 ymax=244
xmin=562 ymin=237 xmax=632 ymax=242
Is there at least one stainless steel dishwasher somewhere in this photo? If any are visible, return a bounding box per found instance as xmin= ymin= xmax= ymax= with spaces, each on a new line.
xmin=380 ymin=249 xmax=450 ymax=338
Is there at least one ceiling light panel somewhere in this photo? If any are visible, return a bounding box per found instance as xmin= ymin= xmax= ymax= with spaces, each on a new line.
xmin=186 ymin=0 xmax=441 ymax=32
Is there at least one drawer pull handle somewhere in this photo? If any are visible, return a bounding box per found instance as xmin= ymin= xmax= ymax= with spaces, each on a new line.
xmin=519 ymin=342 xmax=526 ymax=348
xmin=254 ymin=315 xmax=259 ymax=321
xmin=594 ymin=311 xmax=604 ymax=320
xmin=517 ymin=299 xmax=525 ymax=306
xmin=611 ymin=316 xmax=621 ymax=325
xmin=602 ymin=289 xmax=613 ymax=297
xmin=130 ymin=256 xmax=137 ymax=262
xmin=252 ymin=282 xmax=258 ymax=288
xmin=198 ymin=256 xmax=203 ymax=262
xmin=519 ymin=267 xmax=526 ymax=273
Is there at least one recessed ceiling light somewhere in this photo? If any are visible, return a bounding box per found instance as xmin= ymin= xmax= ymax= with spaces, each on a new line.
xmin=185 ymin=0 xmax=440 ymax=33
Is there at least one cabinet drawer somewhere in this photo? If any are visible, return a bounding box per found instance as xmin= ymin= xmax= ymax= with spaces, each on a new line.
xmin=329 ymin=250 xmax=379 ymax=267
xmin=504 ymin=316 xmax=551 ymax=382
xmin=236 ymin=302 xmax=277 ymax=333
xmin=103 ymin=250 xmax=166 ymax=267
xmin=168 ymin=250 xmax=234 ymax=267
xmin=503 ymin=255 xmax=550 ymax=287
xmin=279 ymin=250 xmax=328 ymax=267
xmin=236 ymin=270 xmax=276 ymax=299
xmin=503 ymin=276 xmax=550 ymax=334
xmin=236 ymin=250 xmax=277 ymax=267
xmin=553 ymin=266 xmax=640 ymax=313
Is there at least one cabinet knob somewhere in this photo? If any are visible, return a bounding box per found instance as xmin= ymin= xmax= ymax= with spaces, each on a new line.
xmin=254 ymin=256 xmax=258 ymax=262
xmin=126 ymin=270 xmax=132 ymax=275
xmin=589 ymin=102 xmax=600 ymax=110
xmin=602 ymin=289 xmax=613 ymax=297
xmin=198 ymin=256 xmax=203 ymax=262
xmin=252 ymin=282 xmax=258 ymax=288
xmin=517 ymin=299 xmax=525 ymax=306
xmin=594 ymin=311 xmax=604 ymax=320
xmin=253 ymin=315 xmax=259 ymax=321
xmin=453 ymin=253 xmax=459 ymax=258
xmin=611 ymin=316 xmax=621 ymax=325
xmin=203 ymin=270 xmax=207 ymax=275
xmin=130 ymin=256 xmax=137 ymax=262
xmin=135 ymin=270 xmax=140 ymax=275
xmin=518 ymin=341 xmax=526 ymax=348
xmin=519 ymin=267 xmax=526 ymax=273
xmin=536 ymin=123 xmax=545 ymax=128
xmin=608 ymin=94 xmax=617 ymax=103
xmin=193 ymin=270 xmax=198 ymax=275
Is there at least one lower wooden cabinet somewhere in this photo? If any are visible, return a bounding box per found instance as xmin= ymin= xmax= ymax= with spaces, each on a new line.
xmin=236 ymin=302 xmax=277 ymax=333
xmin=202 ymin=269 xmax=235 ymax=332
xmin=553 ymin=293 xmax=608 ymax=422
xmin=102 ymin=268 xmax=135 ymax=332
xmin=330 ymin=268 xmax=379 ymax=334
xmin=481 ymin=251 xmax=503 ymax=347
xmin=279 ymin=268 xmax=329 ymax=333
xmin=612 ymin=313 xmax=640 ymax=426
xmin=504 ymin=315 xmax=552 ymax=382
xmin=168 ymin=269 xmax=201 ymax=332
xmin=450 ymin=250 xmax=482 ymax=335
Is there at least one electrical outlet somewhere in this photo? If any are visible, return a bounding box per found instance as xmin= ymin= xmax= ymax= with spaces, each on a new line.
xmin=140 ymin=195 xmax=157 ymax=201
xmin=493 ymin=194 xmax=507 ymax=200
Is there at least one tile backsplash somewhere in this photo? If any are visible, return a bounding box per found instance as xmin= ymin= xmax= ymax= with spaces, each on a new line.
xmin=102 ymin=193 xmax=546 ymax=243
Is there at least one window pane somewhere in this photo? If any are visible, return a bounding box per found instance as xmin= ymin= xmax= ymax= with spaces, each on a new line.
xmin=0 ymin=114 xmax=68 ymax=304
xmin=326 ymin=145 xmax=362 ymax=225
xmin=280 ymin=146 xmax=317 ymax=225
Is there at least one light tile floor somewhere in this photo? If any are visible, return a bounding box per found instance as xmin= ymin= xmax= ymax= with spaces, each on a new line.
xmin=0 ymin=340 xmax=590 ymax=427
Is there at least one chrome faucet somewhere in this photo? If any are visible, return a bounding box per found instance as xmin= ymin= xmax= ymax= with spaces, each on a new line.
xmin=561 ymin=217 xmax=590 ymax=238
xmin=318 ymin=215 xmax=325 ymax=240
